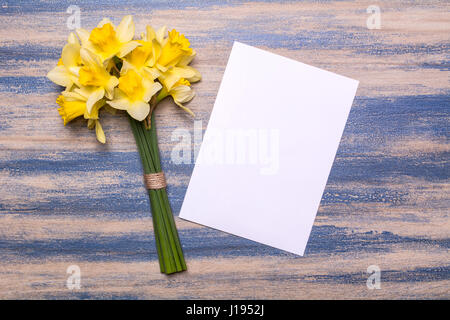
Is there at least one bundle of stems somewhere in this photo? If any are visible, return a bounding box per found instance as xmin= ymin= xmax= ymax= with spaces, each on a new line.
xmin=129 ymin=113 xmax=187 ymax=274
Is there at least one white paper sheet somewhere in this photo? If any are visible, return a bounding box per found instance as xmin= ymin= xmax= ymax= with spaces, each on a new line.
xmin=179 ymin=41 xmax=359 ymax=255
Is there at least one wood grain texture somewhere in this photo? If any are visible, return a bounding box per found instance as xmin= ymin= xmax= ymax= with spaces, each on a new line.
xmin=0 ymin=0 xmax=449 ymax=299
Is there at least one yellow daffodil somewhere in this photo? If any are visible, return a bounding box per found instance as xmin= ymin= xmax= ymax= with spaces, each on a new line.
xmin=157 ymin=78 xmax=195 ymax=116
xmin=127 ymin=27 xmax=201 ymax=116
xmin=47 ymin=33 xmax=82 ymax=89
xmin=157 ymin=29 xmax=193 ymax=69
xmin=137 ymin=25 xmax=166 ymax=68
xmin=157 ymin=64 xmax=200 ymax=92
xmin=78 ymin=48 xmax=119 ymax=113
xmin=123 ymin=27 xmax=200 ymax=92
xmin=56 ymin=94 xmax=85 ymax=125
xmin=56 ymin=90 xmax=106 ymax=143
xmin=149 ymin=28 xmax=201 ymax=92
xmin=120 ymin=25 xmax=171 ymax=81
xmin=76 ymin=15 xmax=140 ymax=63
xmin=108 ymin=69 xmax=162 ymax=121
xmin=121 ymin=39 xmax=160 ymax=80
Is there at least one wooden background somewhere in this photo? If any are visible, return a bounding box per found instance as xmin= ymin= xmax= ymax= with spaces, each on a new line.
xmin=0 ymin=0 xmax=448 ymax=299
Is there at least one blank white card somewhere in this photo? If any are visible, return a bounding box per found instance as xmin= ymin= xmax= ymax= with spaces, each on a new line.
xmin=179 ymin=41 xmax=359 ymax=255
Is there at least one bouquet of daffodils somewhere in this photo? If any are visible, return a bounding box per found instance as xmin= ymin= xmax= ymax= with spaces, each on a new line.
xmin=47 ymin=15 xmax=201 ymax=274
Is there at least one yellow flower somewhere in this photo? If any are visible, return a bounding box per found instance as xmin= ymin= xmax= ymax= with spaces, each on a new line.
xmin=47 ymin=33 xmax=82 ymax=89
xmin=56 ymin=94 xmax=85 ymax=125
xmin=108 ymin=69 xmax=162 ymax=121
xmin=56 ymin=90 xmax=107 ymax=143
xmin=76 ymin=15 xmax=140 ymax=63
xmin=157 ymin=78 xmax=195 ymax=116
xmin=139 ymin=27 xmax=201 ymax=92
xmin=157 ymin=29 xmax=193 ymax=68
xmin=157 ymin=64 xmax=200 ymax=92
xmin=121 ymin=39 xmax=160 ymax=80
xmin=125 ymin=40 xmax=153 ymax=70
xmin=78 ymin=48 xmax=119 ymax=113
xmin=121 ymin=27 xmax=202 ymax=116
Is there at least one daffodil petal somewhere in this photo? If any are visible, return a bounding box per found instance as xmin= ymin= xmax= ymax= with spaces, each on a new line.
xmin=177 ymin=49 xmax=196 ymax=67
xmin=113 ymin=88 xmax=127 ymax=100
xmin=85 ymin=99 xmax=105 ymax=120
xmin=127 ymin=101 xmax=150 ymax=121
xmin=95 ymin=120 xmax=106 ymax=144
xmin=149 ymin=42 xmax=161 ymax=66
xmin=80 ymin=48 xmax=95 ymax=66
xmin=97 ymin=18 xmax=114 ymax=28
xmin=73 ymin=86 xmax=93 ymax=100
xmin=82 ymin=42 xmax=105 ymax=61
xmin=142 ymin=80 xmax=162 ymax=102
xmin=160 ymin=72 xmax=181 ymax=92
xmin=156 ymin=63 xmax=168 ymax=73
xmin=107 ymin=89 xmax=130 ymax=110
xmin=80 ymin=47 xmax=102 ymax=67
xmin=47 ymin=66 xmax=72 ymax=87
xmin=61 ymin=43 xmax=80 ymax=68
xmin=68 ymin=66 xmax=80 ymax=76
xmin=107 ymin=99 xmax=129 ymax=110
xmin=183 ymin=66 xmax=201 ymax=82
xmin=142 ymin=67 xmax=161 ymax=80
xmin=156 ymin=26 xmax=167 ymax=45
xmin=62 ymin=89 xmax=86 ymax=101
xmin=145 ymin=25 xmax=156 ymax=42
xmin=171 ymin=66 xmax=196 ymax=78
xmin=174 ymin=99 xmax=195 ymax=117
xmin=105 ymin=76 xmax=119 ymax=99
xmin=116 ymin=15 xmax=135 ymax=43
xmin=171 ymin=85 xmax=195 ymax=103
xmin=67 ymin=32 xmax=79 ymax=46
xmin=76 ymin=28 xmax=90 ymax=46
xmin=70 ymin=75 xmax=81 ymax=88
xmin=120 ymin=59 xmax=135 ymax=74
xmin=86 ymin=87 xmax=105 ymax=113
xmin=117 ymin=40 xmax=140 ymax=58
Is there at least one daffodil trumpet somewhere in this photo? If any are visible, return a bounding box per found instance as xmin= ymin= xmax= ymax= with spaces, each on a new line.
xmin=47 ymin=15 xmax=201 ymax=274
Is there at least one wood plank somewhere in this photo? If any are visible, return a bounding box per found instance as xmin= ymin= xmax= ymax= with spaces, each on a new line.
xmin=0 ymin=0 xmax=448 ymax=299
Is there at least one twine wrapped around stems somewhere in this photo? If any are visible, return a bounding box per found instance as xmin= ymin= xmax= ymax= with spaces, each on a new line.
xmin=144 ymin=172 xmax=167 ymax=189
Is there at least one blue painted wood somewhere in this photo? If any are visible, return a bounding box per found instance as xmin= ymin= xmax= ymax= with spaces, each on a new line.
xmin=0 ymin=0 xmax=448 ymax=299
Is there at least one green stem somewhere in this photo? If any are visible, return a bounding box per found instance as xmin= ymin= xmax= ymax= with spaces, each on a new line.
xmin=129 ymin=115 xmax=187 ymax=274
xmin=129 ymin=118 xmax=165 ymax=272
xmin=142 ymin=116 xmax=184 ymax=270
xmin=137 ymin=122 xmax=174 ymax=272
xmin=137 ymin=121 xmax=178 ymax=272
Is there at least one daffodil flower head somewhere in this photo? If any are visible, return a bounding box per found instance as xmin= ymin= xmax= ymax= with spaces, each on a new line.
xmin=89 ymin=23 xmax=121 ymax=55
xmin=157 ymin=29 xmax=193 ymax=68
xmin=47 ymin=32 xmax=82 ymax=89
xmin=78 ymin=48 xmax=119 ymax=113
xmin=146 ymin=27 xmax=201 ymax=91
xmin=76 ymin=15 xmax=140 ymax=63
xmin=118 ymin=69 xmax=148 ymax=101
xmin=56 ymin=89 xmax=107 ymax=143
xmin=56 ymin=94 xmax=85 ymax=126
xmin=123 ymin=26 xmax=201 ymax=94
xmin=126 ymin=40 xmax=153 ymax=70
xmin=157 ymin=78 xmax=195 ymax=117
xmin=108 ymin=69 xmax=162 ymax=121
xmin=121 ymin=39 xmax=161 ymax=80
